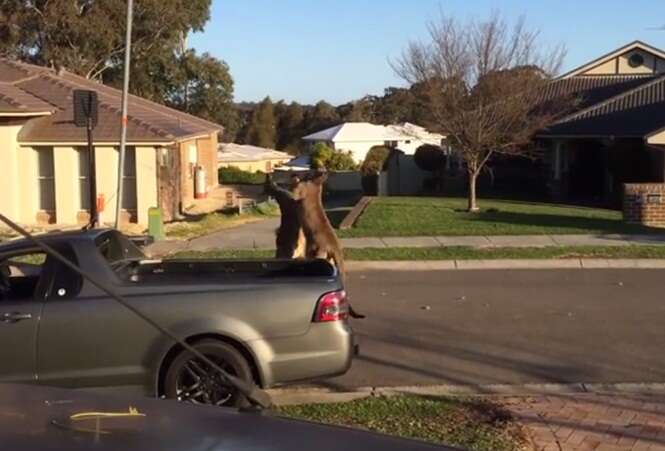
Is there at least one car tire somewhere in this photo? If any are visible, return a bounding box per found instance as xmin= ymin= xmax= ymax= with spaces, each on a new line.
xmin=164 ymin=339 xmax=254 ymax=408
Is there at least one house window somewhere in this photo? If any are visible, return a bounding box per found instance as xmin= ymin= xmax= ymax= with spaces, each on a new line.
xmin=76 ymin=148 xmax=91 ymax=211
xmin=36 ymin=147 xmax=55 ymax=212
xmin=120 ymin=147 xmax=137 ymax=211
xmin=405 ymin=140 xmax=412 ymax=144
xmin=628 ymin=53 xmax=644 ymax=68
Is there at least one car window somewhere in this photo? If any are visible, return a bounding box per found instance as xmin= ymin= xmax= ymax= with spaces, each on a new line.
xmin=0 ymin=252 xmax=47 ymax=302
xmin=95 ymin=231 xmax=144 ymax=267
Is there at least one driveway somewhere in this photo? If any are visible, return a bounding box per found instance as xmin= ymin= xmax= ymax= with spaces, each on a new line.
xmin=187 ymin=217 xmax=280 ymax=251
xmin=320 ymin=268 xmax=665 ymax=390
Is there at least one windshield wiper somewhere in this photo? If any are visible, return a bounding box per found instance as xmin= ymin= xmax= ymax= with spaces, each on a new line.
xmin=0 ymin=213 xmax=272 ymax=409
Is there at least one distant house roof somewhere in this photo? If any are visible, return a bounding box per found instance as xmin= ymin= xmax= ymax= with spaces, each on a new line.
xmin=218 ymin=143 xmax=291 ymax=163
xmin=302 ymin=122 xmax=444 ymax=143
xmin=0 ymin=58 xmax=223 ymax=144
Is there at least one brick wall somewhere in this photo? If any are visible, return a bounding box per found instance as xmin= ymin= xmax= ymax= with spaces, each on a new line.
xmin=623 ymin=183 xmax=665 ymax=227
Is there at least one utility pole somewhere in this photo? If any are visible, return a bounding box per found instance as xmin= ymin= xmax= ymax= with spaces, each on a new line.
xmin=115 ymin=0 xmax=134 ymax=229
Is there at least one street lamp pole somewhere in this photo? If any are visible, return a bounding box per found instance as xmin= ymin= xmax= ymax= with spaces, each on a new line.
xmin=115 ymin=0 xmax=134 ymax=229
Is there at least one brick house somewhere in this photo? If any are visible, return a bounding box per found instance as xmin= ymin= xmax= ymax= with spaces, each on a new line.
xmin=0 ymin=58 xmax=222 ymax=227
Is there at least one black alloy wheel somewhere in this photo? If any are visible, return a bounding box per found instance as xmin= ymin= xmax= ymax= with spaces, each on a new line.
xmin=164 ymin=340 xmax=253 ymax=407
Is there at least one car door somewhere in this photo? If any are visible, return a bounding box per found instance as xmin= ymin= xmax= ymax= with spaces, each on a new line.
xmin=0 ymin=251 xmax=49 ymax=383
xmin=36 ymin=244 xmax=159 ymax=392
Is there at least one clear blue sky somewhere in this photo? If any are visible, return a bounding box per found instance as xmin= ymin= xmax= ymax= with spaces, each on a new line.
xmin=190 ymin=0 xmax=665 ymax=105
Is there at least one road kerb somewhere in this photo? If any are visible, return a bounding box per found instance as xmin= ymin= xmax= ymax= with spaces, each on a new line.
xmin=268 ymin=382 xmax=665 ymax=406
xmin=347 ymin=259 xmax=665 ymax=271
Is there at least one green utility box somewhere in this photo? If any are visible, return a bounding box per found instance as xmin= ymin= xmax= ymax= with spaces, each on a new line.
xmin=148 ymin=207 xmax=165 ymax=241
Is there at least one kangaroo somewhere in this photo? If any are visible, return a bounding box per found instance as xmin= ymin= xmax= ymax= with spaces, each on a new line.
xmin=291 ymin=172 xmax=365 ymax=319
xmin=264 ymin=174 xmax=306 ymax=259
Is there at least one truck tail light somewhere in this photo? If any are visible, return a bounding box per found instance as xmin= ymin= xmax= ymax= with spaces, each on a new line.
xmin=313 ymin=290 xmax=349 ymax=322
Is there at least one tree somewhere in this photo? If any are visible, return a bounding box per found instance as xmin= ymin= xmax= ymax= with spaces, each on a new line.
xmin=361 ymin=146 xmax=391 ymax=175
xmin=169 ymin=50 xmax=238 ymax=141
xmin=246 ymin=97 xmax=277 ymax=148
xmin=310 ymin=143 xmax=357 ymax=171
xmin=393 ymin=12 xmax=574 ymax=211
xmin=338 ymin=97 xmax=376 ymax=122
xmin=305 ymin=100 xmax=340 ymax=134
xmin=0 ymin=1 xmax=239 ymax=136
xmin=0 ymin=0 xmax=210 ymax=81
xmin=414 ymin=144 xmax=447 ymax=192
xmin=277 ymin=102 xmax=305 ymax=154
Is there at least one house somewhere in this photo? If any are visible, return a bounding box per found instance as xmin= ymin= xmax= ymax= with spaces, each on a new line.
xmin=302 ymin=122 xmax=445 ymax=163
xmin=0 ymin=58 xmax=222 ymax=227
xmin=539 ymin=40 xmax=665 ymax=206
xmin=218 ymin=143 xmax=291 ymax=172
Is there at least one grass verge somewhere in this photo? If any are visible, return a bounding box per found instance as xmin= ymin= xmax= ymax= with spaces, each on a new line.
xmin=172 ymin=245 xmax=665 ymax=261
xmin=339 ymin=197 xmax=660 ymax=237
xmin=165 ymin=201 xmax=279 ymax=240
xmin=277 ymin=395 xmax=525 ymax=451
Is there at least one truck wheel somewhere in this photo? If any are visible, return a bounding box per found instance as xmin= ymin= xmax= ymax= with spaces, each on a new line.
xmin=164 ymin=339 xmax=253 ymax=407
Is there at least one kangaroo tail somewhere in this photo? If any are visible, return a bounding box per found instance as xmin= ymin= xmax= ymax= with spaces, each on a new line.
xmin=330 ymin=248 xmax=365 ymax=319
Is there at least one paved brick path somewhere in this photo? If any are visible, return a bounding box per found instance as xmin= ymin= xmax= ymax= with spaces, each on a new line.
xmin=501 ymin=393 xmax=665 ymax=451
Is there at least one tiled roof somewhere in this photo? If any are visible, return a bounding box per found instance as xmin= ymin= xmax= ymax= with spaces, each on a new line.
xmin=0 ymin=58 xmax=222 ymax=143
xmin=541 ymin=75 xmax=657 ymax=111
xmin=542 ymin=74 xmax=665 ymax=137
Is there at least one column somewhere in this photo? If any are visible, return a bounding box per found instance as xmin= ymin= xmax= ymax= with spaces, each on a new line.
xmin=135 ymin=146 xmax=158 ymax=226
xmin=95 ymin=146 xmax=119 ymax=226
xmin=53 ymin=146 xmax=79 ymax=224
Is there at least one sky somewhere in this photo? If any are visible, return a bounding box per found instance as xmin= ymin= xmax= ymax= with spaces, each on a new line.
xmin=190 ymin=0 xmax=665 ymax=105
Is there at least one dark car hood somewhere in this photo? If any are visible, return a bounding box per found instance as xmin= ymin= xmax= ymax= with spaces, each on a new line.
xmin=0 ymin=384 xmax=456 ymax=451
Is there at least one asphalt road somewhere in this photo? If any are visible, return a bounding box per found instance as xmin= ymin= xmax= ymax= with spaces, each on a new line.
xmin=320 ymin=269 xmax=665 ymax=390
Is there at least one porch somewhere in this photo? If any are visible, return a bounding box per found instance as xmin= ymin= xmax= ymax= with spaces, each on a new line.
xmin=546 ymin=138 xmax=665 ymax=208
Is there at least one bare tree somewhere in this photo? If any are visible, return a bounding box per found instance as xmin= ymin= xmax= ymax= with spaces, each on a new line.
xmin=393 ymin=12 xmax=574 ymax=211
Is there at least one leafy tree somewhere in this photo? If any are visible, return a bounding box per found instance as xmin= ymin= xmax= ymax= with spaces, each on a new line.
xmin=338 ymin=97 xmax=376 ymax=122
xmin=169 ymin=50 xmax=238 ymax=141
xmin=310 ymin=142 xmax=357 ymax=171
xmin=361 ymin=146 xmax=391 ymax=175
xmin=277 ymin=101 xmax=305 ymax=154
xmin=393 ymin=12 xmax=574 ymax=211
xmin=0 ymin=0 xmax=210 ymax=80
xmin=414 ymin=144 xmax=447 ymax=192
xmin=246 ymin=97 xmax=276 ymax=148
xmin=0 ymin=1 xmax=239 ymax=137
xmin=305 ymin=100 xmax=340 ymax=134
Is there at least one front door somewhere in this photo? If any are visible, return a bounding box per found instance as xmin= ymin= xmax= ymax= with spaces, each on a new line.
xmin=0 ymin=251 xmax=49 ymax=383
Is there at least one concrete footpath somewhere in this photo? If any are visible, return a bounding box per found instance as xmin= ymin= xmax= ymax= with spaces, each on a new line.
xmin=145 ymin=219 xmax=665 ymax=257
xmin=268 ymin=383 xmax=665 ymax=451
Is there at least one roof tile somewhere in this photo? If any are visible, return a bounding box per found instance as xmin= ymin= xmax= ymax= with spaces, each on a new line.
xmin=0 ymin=58 xmax=222 ymax=143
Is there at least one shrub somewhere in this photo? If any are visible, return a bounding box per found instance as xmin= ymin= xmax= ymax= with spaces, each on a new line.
xmin=310 ymin=142 xmax=358 ymax=171
xmin=219 ymin=166 xmax=267 ymax=185
xmin=361 ymin=146 xmax=391 ymax=175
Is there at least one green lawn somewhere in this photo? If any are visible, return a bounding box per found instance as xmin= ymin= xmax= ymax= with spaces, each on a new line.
xmin=339 ymin=197 xmax=658 ymax=237
xmin=173 ymin=245 xmax=665 ymax=261
xmin=277 ymin=395 xmax=525 ymax=451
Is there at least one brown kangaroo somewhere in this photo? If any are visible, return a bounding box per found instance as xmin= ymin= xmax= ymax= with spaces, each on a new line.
xmin=264 ymin=174 xmax=306 ymax=259
xmin=291 ymin=172 xmax=364 ymax=319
